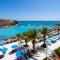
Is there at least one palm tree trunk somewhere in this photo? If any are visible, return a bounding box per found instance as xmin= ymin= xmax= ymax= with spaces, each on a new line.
xmin=43 ymin=35 xmax=46 ymax=44
xmin=43 ymin=35 xmax=46 ymax=48
xmin=58 ymin=28 xmax=59 ymax=34
xmin=25 ymin=39 xmax=28 ymax=46
xmin=32 ymin=39 xmax=36 ymax=53
xmin=33 ymin=42 xmax=35 ymax=53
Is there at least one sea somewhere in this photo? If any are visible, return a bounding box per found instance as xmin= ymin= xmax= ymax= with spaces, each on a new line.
xmin=0 ymin=21 xmax=60 ymax=39
xmin=19 ymin=21 xmax=60 ymax=25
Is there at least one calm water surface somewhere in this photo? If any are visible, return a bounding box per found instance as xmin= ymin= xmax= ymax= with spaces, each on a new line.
xmin=0 ymin=21 xmax=60 ymax=38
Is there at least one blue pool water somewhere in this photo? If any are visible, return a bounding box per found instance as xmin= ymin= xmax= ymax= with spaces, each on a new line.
xmin=0 ymin=21 xmax=60 ymax=38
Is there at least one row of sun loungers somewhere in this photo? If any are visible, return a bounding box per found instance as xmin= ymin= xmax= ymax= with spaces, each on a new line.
xmin=0 ymin=38 xmax=18 ymax=44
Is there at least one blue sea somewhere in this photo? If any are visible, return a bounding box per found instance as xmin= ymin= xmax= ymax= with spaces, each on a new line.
xmin=19 ymin=21 xmax=60 ymax=25
xmin=0 ymin=21 xmax=60 ymax=39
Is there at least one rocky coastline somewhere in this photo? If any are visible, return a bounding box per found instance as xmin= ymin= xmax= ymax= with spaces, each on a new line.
xmin=0 ymin=19 xmax=19 ymax=28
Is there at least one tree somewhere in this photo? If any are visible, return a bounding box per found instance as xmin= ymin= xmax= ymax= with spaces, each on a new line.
xmin=16 ymin=33 xmax=24 ymax=43
xmin=54 ymin=24 xmax=60 ymax=34
xmin=23 ymin=32 xmax=30 ymax=46
xmin=27 ymin=29 xmax=37 ymax=53
xmin=41 ymin=27 xmax=48 ymax=48
xmin=25 ymin=37 xmax=28 ymax=46
xmin=16 ymin=33 xmax=21 ymax=40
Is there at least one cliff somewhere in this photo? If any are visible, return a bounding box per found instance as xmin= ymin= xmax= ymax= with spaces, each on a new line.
xmin=0 ymin=19 xmax=18 ymax=27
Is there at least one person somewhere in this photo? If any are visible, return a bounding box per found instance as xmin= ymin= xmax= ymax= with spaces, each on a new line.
xmin=28 ymin=53 xmax=33 ymax=57
xmin=27 ymin=49 xmax=33 ymax=58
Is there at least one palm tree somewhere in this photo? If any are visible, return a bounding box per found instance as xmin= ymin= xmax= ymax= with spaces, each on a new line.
xmin=16 ymin=33 xmax=21 ymax=40
xmin=54 ymin=24 xmax=60 ymax=34
xmin=24 ymin=37 xmax=28 ymax=46
xmin=16 ymin=33 xmax=24 ymax=43
xmin=16 ymin=33 xmax=29 ymax=47
xmin=57 ymin=28 xmax=60 ymax=34
xmin=41 ymin=27 xmax=48 ymax=48
xmin=23 ymin=32 xmax=30 ymax=46
xmin=23 ymin=36 xmax=29 ymax=46
xmin=23 ymin=29 xmax=37 ymax=53
xmin=27 ymin=29 xmax=37 ymax=53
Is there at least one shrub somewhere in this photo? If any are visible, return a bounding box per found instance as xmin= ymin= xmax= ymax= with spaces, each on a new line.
xmin=55 ymin=47 xmax=60 ymax=57
xmin=43 ymin=57 xmax=47 ymax=60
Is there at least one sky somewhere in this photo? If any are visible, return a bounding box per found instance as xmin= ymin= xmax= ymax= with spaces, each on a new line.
xmin=0 ymin=0 xmax=60 ymax=21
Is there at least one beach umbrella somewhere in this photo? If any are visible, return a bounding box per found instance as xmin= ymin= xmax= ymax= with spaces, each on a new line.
xmin=0 ymin=51 xmax=3 ymax=55
xmin=16 ymin=51 xmax=24 ymax=58
xmin=12 ymin=45 xmax=19 ymax=49
xmin=1 ymin=47 xmax=7 ymax=52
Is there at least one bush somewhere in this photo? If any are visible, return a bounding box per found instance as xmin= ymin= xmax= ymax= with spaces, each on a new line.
xmin=55 ymin=47 xmax=60 ymax=57
xmin=43 ymin=57 xmax=47 ymax=60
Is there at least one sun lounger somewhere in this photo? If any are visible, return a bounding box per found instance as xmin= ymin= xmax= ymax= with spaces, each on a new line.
xmin=9 ymin=49 xmax=17 ymax=55
xmin=51 ymin=40 xmax=56 ymax=43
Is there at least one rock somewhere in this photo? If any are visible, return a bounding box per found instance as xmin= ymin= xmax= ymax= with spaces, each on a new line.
xmin=0 ymin=19 xmax=18 ymax=27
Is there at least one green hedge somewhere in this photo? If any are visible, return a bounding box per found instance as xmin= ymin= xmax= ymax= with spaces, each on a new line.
xmin=55 ymin=47 xmax=60 ymax=57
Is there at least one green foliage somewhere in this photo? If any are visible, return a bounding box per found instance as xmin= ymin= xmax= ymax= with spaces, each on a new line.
xmin=41 ymin=27 xmax=48 ymax=48
xmin=23 ymin=31 xmax=29 ymax=37
xmin=54 ymin=24 xmax=60 ymax=34
xmin=41 ymin=27 xmax=48 ymax=35
xmin=16 ymin=33 xmax=21 ymax=39
xmin=43 ymin=57 xmax=47 ymax=60
xmin=24 ymin=29 xmax=37 ymax=53
xmin=27 ymin=29 xmax=37 ymax=39
xmin=55 ymin=47 xmax=60 ymax=57
xmin=23 ymin=29 xmax=37 ymax=40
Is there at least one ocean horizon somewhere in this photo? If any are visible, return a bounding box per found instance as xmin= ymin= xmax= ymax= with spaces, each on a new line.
xmin=18 ymin=21 xmax=60 ymax=25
